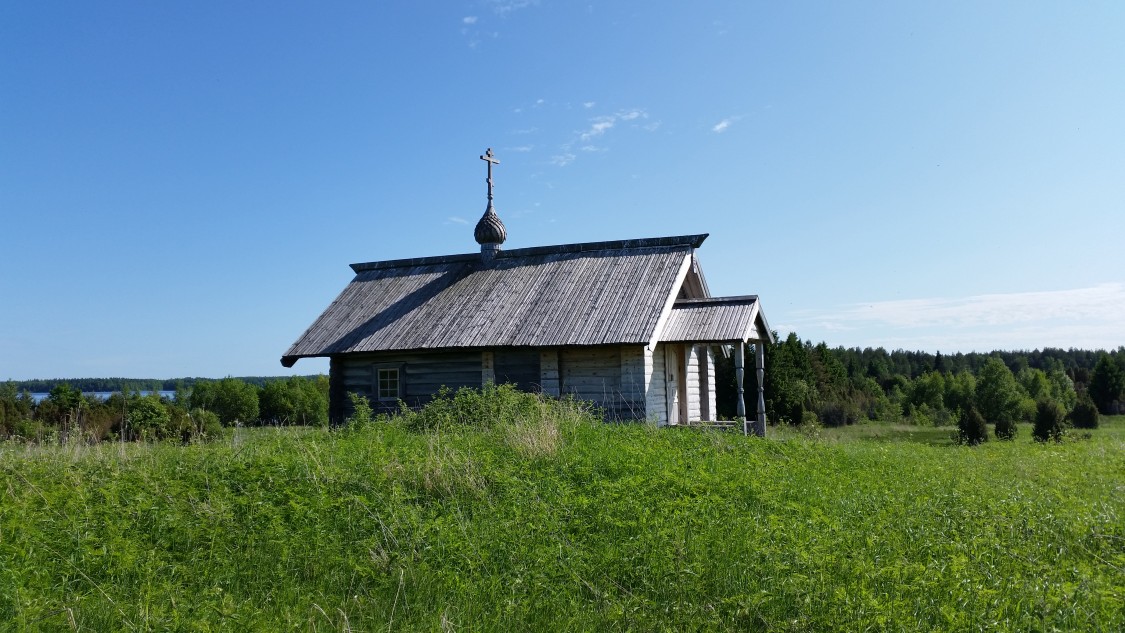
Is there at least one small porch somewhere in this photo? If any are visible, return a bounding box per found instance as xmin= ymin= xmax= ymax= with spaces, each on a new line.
xmin=657 ymin=296 xmax=775 ymax=436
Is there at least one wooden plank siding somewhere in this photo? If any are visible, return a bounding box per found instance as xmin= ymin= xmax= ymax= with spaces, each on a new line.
xmin=494 ymin=349 xmax=542 ymax=392
xmin=329 ymin=351 xmax=482 ymax=423
xmin=619 ymin=346 xmax=647 ymax=420
xmin=645 ymin=344 xmax=667 ymax=425
xmin=539 ymin=349 xmax=560 ymax=396
xmin=559 ymin=346 xmax=643 ymax=420
xmin=706 ymin=346 xmax=717 ymax=421
xmin=686 ymin=345 xmax=702 ymax=422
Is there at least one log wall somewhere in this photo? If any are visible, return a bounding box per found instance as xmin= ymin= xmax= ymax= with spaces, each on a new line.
xmin=330 ymin=351 xmax=483 ymax=422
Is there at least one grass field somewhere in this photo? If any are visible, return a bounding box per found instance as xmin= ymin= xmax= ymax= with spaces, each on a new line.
xmin=2 ymin=389 xmax=1122 ymax=631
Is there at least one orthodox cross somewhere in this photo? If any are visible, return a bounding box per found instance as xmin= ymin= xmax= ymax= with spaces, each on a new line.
xmin=480 ymin=148 xmax=499 ymax=207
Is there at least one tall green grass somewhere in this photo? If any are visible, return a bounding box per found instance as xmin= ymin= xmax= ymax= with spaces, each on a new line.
xmin=2 ymin=387 xmax=1122 ymax=631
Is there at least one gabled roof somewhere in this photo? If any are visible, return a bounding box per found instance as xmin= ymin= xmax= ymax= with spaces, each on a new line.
xmin=282 ymin=234 xmax=708 ymax=366
xmin=660 ymin=296 xmax=776 ymax=344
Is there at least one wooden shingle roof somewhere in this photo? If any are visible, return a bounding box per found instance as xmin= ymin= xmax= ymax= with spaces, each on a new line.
xmin=660 ymin=296 xmax=775 ymax=344
xmin=282 ymin=234 xmax=708 ymax=366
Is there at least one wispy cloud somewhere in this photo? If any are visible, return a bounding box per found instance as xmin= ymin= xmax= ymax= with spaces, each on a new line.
xmin=830 ymin=284 xmax=1125 ymax=329
xmin=577 ymin=109 xmax=647 ymax=142
xmin=580 ymin=118 xmax=616 ymax=142
xmin=583 ymin=101 xmax=596 ymax=109
xmin=446 ymin=216 xmax=470 ymax=225
xmin=712 ymin=115 xmax=743 ymax=133
xmin=489 ymin=0 xmax=539 ymax=15
xmin=463 ymin=16 xmax=478 ymax=24
xmin=550 ymin=153 xmax=576 ymax=167
xmin=787 ymin=284 xmax=1125 ymax=351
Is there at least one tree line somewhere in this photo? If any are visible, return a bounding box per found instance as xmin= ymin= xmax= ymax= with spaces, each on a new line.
xmin=4 ymin=339 xmax=1123 ymax=443
xmin=0 ymin=376 xmax=329 ymax=442
xmin=5 ymin=375 xmax=322 ymax=394
xmin=717 ymin=335 xmax=1124 ymax=442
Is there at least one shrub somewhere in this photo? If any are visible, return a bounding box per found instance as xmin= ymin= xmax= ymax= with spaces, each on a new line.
xmin=1032 ymin=398 xmax=1067 ymax=443
xmin=190 ymin=408 xmax=223 ymax=438
xmin=817 ymin=402 xmax=848 ymax=427
xmin=1068 ymin=395 xmax=1099 ymax=429
xmin=957 ymin=406 xmax=988 ymax=446
xmin=259 ymin=376 xmax=329 ymax=426
xmin=346 ymin=392 xmax=375 ymax=429
xmin=994 ymin=414 xmax=1017 ymax=441
xmin=190 ymin=378 xmax=259 ymax=426
xmin=124 ymin=394 xmax=172 ymax=440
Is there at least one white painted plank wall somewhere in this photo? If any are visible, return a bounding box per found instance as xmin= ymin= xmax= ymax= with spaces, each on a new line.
xmin=645 ymin=344 xmax=667 ymax=425
xmin=686 ymin=344 xmax=702 ymax=421
xmin=706 ymin=346 xmax=718 ymax=421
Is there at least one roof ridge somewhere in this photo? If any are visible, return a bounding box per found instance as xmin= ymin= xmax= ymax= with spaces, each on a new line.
xmin=350 ymin=233 xmax=708 ymax=273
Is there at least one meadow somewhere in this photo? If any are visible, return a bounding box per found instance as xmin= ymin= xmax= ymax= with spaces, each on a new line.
xmin=2 ymin=387 xmax=1122 ymax=631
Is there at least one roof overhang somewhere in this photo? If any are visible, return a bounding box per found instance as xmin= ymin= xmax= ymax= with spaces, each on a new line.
xmin=658 ymin=295 xmax=775 ymax=345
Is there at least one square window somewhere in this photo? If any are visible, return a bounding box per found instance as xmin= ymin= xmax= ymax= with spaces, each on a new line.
xmin=377 ymin=368 xmax=400 ymax=400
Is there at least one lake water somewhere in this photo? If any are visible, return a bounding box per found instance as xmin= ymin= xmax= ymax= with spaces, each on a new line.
xmin=28 ymin=390 xmax=177 ymax=404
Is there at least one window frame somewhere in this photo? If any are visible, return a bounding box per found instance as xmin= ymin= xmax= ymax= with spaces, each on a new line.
xmin=373 ymin=364 xmax=405 ymax=402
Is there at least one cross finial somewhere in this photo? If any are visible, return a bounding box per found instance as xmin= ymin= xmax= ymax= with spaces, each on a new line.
xmin=474 ymin=147 xmax=507 ymax=252
xmin=480 ymin=148 xmax=499 ymax=206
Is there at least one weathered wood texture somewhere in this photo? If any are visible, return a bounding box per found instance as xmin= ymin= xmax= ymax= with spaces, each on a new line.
xmin=706 ymin=346 xmax=717 ymax=421
xmin=686 ymin=345 xmax=703 ymax=422
xmin=645 ymin=344 xmax=667 ymax=425
xmin=494 ymin=348 xmax=541 ymax=392
xmin=619 ymin=346 xmax=647 ymax=420
xmin=660 ymin=296 xmax=774 ymax=344
xmin=481 ymin=351 xmax=495 ymax=385
xmin=664 ymin=344 xmax=688 ymax=425
xmin=283 ymin=235 xmax=708 ymax=366
xmin=559 ymin=346 xmax=644 ymax=420
xmin=330 ymin=351 xmax=482 ymax=422
xmin=686 ymin=345 xmax=717 ymax=423
xmin=539 ymin=349 xmax=560 ymax=396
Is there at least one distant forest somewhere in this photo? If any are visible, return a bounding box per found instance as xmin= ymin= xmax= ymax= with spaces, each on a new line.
xmin=717 ymin=338 xmax=1125 ymax=430
xmin=5 ymin=376 xmax=323 ymax=394
xmin=9 ymin=347 xmax=1119 ymax=396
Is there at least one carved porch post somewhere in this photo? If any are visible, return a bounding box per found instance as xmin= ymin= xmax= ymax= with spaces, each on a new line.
xmin=735 ymin=340 xmax=746 ymax=435
xmin=754 ymin=342 xmax=766 ymax=437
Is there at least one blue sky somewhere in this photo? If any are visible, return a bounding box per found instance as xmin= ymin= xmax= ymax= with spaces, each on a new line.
xmin=2 ymin=1 xmax=1123 ymax=380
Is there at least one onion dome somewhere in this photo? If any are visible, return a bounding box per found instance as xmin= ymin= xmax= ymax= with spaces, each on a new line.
xmin=474 ymin=206 xmax=507 ymax=246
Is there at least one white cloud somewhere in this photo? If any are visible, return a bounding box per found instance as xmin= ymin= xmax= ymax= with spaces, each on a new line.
xmin=580 ymin=118 xmax=615 ymax=142
xmin=489 ymin=0 xmax=538 ymax=15
xmin=788 ymin=284 xmax=1125 ymax=352
xmin=577 ymin=109 xmax=648 ymax=142
xmin=550 ymin=153 xmax=576 ymax=167
xmin=463 ymin=16 xmax=478 ymax=24
xmin=506 ymin=145 xmax=533 ymax=152
xmin=835 ymin=284 xmax=1125 ymax=329
xmin=446 ymin=216 xmax=470 ymax=225
xmin=712 ymin=115 xmax=745 ymax=133
xmin=583 ymin=101 xmax=596 ymax=109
